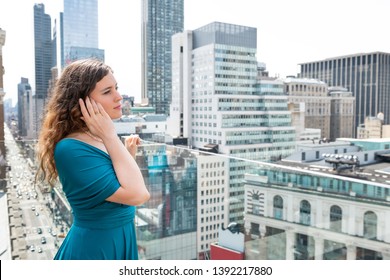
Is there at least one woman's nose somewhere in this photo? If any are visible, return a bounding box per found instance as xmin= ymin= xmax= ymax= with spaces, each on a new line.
xmin=115 ymin=90 xmax=123 ymax=101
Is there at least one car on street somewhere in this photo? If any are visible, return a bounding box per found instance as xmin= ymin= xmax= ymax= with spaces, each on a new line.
xmin=41 ymin=237 xmax=46 ymax=244
xmin=37 ymin=228 xmax=42 ymax=234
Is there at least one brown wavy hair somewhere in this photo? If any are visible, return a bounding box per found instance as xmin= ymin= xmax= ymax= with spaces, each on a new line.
xmin=36 ymin=58 xmax=112 ymax=187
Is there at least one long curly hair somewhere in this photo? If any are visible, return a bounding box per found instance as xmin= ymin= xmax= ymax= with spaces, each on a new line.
xmin=36 ymin=58 xmax=112 ymax=187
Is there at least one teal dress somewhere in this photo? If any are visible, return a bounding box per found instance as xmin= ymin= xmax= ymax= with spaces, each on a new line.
xmin=53 ymin=139 xmax=138 ymax=260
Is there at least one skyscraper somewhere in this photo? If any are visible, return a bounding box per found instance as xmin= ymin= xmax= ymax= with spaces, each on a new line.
xmin=299 ymin=52 xmax=390 ymax=136
xmin=34 ymin=4 xmax=53 ymax=100
xmin=141 ymin=0 xmax=184 ymax=115
xmin=34 ymin=4 xmax=55 ymax=138
xmin=62 ymin=0 xmax=104 ymax=66
xmin=17 ymin=78 xmax=32 ymax=137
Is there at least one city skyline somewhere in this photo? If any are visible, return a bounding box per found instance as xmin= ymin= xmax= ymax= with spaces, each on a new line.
xmin=0 ymin=0 xmax=389 ymax=105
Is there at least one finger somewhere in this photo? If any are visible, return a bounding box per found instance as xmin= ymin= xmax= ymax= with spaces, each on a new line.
xmin=79 ymin=99 xmax=90 ymax=120
xmin=127 ymin=136 xmax=139 ymax=146
xmin=85 ymin=97 xmax=97 ymax=116
xmin=96 ymin=102 xmax=108 ymax=117
xmin=89 ymin=97 xmax=100 ymax=114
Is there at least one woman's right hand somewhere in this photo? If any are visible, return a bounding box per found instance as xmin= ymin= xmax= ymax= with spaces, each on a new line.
xmin=79 ymin=97 xmax=116 ymax=141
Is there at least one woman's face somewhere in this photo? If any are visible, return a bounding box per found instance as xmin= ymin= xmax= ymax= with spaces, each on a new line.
xmin=89 ymin=72 xmax=123 ymax=119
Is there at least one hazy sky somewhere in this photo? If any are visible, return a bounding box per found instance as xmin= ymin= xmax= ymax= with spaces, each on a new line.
xmin=1 ymin=0 xmax=389 ymax=105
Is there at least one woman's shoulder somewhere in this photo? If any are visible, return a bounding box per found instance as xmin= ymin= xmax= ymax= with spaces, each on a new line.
xmin=56 ymin=137 xmax=85 ymax=147
xmin=55 ymin=138 xmax=86 ymax=156
xmin=56 ymin=132 xmax=92 ymax=149
xmin=55 ymin=137 xmax=108 ymax=159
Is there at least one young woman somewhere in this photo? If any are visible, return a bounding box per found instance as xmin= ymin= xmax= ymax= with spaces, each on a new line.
xmin=36 ymin=58 xmax=150 ymax=259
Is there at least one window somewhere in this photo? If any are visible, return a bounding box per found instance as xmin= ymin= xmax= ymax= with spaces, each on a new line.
xmin=250 ymin=223 xmax=260 ymax=235
xmin=330 ymin=205 xmax=342 ymax=232
xmin=273 ymin=195 xmax=283 ymax=220
xmin=299 ymin=200 xmax=311 ymax=225
xmin=363 ymin=211 xmax=377 ymax=240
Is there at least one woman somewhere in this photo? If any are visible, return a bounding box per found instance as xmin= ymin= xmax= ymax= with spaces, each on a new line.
xmin=36 ymin=58 xmax=150 ymax=260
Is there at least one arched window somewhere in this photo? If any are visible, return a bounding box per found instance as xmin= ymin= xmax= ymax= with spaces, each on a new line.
xmin=364 ymin=211 xmax=377 ymax=240
xmin=300 ymin=200 xmax=311 ymax=225
xmin=330 ymin=205 xmax=342 ymax=232
xmin=273 ymin=195 xmax=283 ymax=220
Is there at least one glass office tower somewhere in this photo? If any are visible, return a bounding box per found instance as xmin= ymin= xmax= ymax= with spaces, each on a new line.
xmin=34 ymin=4 xmax=54 ymax=100
xmin=62 ymin=0 xmax=104 ymax=65
xmin=299 ymin=52 xmax=390 ymax=136
xmin=141 ymin=0 xmax=184 ymax=115
xmin=34 ymin=4 xmax=55 ymax=137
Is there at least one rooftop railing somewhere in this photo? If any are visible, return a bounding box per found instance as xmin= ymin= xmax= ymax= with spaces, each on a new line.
xmin=6 ymin=130 xmax=390 ymax=260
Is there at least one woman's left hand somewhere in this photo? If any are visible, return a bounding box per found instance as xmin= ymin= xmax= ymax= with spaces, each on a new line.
xmin=124 ymin=135 xmax=141 ymax=158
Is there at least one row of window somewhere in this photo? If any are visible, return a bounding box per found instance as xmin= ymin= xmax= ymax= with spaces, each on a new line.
xmin=192 ymin=137 xmax=221 ymax=145
xmin=251 ymin=195 xmax=380 ymax=238
xmin=200 ymin=189 xmax=225 ymax=196
xmin=285 ymin=84 xmax=327 ymax=93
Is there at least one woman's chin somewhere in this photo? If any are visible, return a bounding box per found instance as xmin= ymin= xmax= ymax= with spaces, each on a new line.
xmin=111 ymin=112 xmax=123 ymax=120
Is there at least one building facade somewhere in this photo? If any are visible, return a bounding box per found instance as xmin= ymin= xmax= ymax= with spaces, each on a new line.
xmin=284 ymin=77 xmax=331 ymax=139
xmin=299 ymin=52 xmax=390 ymax=135
xmin=328 ymin=86 xmax=355 ymax=140
xmin=62 ymin=0 xmax=104 ymax=65
xmin=33 ymin=4 xmax=56 ymax=138
xmin=285 ymin=78 xmax=355 ymax=141
xmin=357 ymin=115 xmax=387 ymax=139
xmin=141 ymin=0 xmax=184 ymax=115
xmin=34 ymin=4 xmax=54 ymax=100
xmin=17 ymin=78 xmax=32 ymax=137
xmin=0 ymin=28 xmax=6 ymax=190
xmin=197 ymin=153 xmax=229 ymax=259
xmin=168 ymin=22 xmax=296 ymax=224
xmin=244 ymin=171 xmax=390 ymax=260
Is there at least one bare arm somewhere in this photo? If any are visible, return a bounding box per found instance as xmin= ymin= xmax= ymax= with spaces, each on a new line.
xmin=79 ymin=97 xmax=150 ymax=206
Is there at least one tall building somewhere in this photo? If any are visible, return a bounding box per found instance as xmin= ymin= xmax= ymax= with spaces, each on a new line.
xmin=284 ymin=77 xmax=330 ymax=139
xmin=285 ymin=77 xmax=354 ymax=141
xmin=0 ymin=28 xmax=6 ymax=190
xmin=17 ymin=78 xmax=32 ymax=137
xmin=168 ymin=22 xmax=296 ymax=224
xmin=197 ymin=153 xmax=229 ymax=259
xmin=141 ymin=0 xmax=184 ymax=115
xmin=328 ymin=86 xmax=355 ymax=140
xmin=34 ymin=4 xmax=53 ymax=100
xmin=299 ymin=52 xmax=390 ymax=136
xmin=33 ymin=4 xmax=56 ymax=138
xmin=62 ymin=0 xmax=104 ymax=66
